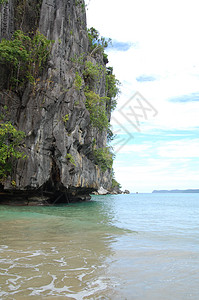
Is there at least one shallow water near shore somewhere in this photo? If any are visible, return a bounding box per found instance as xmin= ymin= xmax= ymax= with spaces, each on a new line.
xmin=1 ymin=193 xmax=199 ymax=299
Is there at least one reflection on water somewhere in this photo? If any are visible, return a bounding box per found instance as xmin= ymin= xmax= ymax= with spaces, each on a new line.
xmin=1 ymin=194 xmax=199 ymax=299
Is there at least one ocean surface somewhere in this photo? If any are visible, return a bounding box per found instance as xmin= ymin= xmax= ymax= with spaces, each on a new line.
xmin=0 ymin=193 xmax=199 ymax=299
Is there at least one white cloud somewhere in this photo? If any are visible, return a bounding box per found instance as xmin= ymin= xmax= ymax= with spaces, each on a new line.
xmin=157 ymin=140 xmax=199 ymax=158
xmin=113 ymin=156 xmax=199 ymax=192
xmin=113 ymin=138 xmax=199 ymax=192
xmin=114 ymin=143 xmax=152 ymax=154
xmin=86 ymin=0 xmax=199 ymax=192
xmin=115 ymin=138 xmax=199 ymax=160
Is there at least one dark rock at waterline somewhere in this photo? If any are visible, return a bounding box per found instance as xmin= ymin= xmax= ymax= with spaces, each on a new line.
xmin=92 ymin=186 xmax=129 ymax=195
xmin=123 ymin=189 xmax=130 ymax=194
xmin=0 ymin=189 xmax=92 ymax=206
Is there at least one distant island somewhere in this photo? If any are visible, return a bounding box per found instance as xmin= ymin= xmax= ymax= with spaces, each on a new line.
xmin=152 ymin=189 xmax=199 ymax=193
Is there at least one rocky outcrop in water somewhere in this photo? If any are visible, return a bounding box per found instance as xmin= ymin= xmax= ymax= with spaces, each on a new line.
xmin=0 ymin=0 xmax=114 ymax=204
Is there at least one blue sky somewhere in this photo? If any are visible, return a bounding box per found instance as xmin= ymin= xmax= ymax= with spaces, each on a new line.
xmin=86 ymin=0 xmax=199 ymax=192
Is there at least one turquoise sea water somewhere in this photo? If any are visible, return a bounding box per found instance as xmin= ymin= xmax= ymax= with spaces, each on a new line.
xmin=0 ymin=193 xmax=199 ymax=299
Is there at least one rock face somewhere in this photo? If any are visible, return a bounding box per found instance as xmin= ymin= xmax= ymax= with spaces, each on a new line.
xmin=0 ymin=0 xmax=112 ymax=203
xmin=123 ymin=189 xmax=130 ymax=194
xmin=97 ymin=186 xmax=109 ymax=195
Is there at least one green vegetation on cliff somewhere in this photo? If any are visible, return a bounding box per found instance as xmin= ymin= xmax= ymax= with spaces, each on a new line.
xmin=93 ymin=147 xmax=114 ymax=172
xmin=0 ymin=0 xmax=7 ymax=5
xmin=0 ymin=121 xmax=26 ymax=181
xmin=84 ymin=27 xmax=120 ymax=173
xmin=84 ymin=91 xmax=109 ymax=131
xmin=111 ymin=178 xmax=122 ymax=190
xmin=106 ymin=66 xmax=120 ymax=113
xmin=87 ymin=27 xmax=111 ymax=57
xmin=0 ymin=30 xmax=53 ymax=92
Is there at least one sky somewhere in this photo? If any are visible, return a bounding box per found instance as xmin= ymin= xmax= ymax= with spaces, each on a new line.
xmin=85 ymin=0 xmax=199 ymax=193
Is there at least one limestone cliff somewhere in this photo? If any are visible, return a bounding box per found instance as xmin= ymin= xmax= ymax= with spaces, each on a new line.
xmin=0 ymin=0 xmax=114 ymax=204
